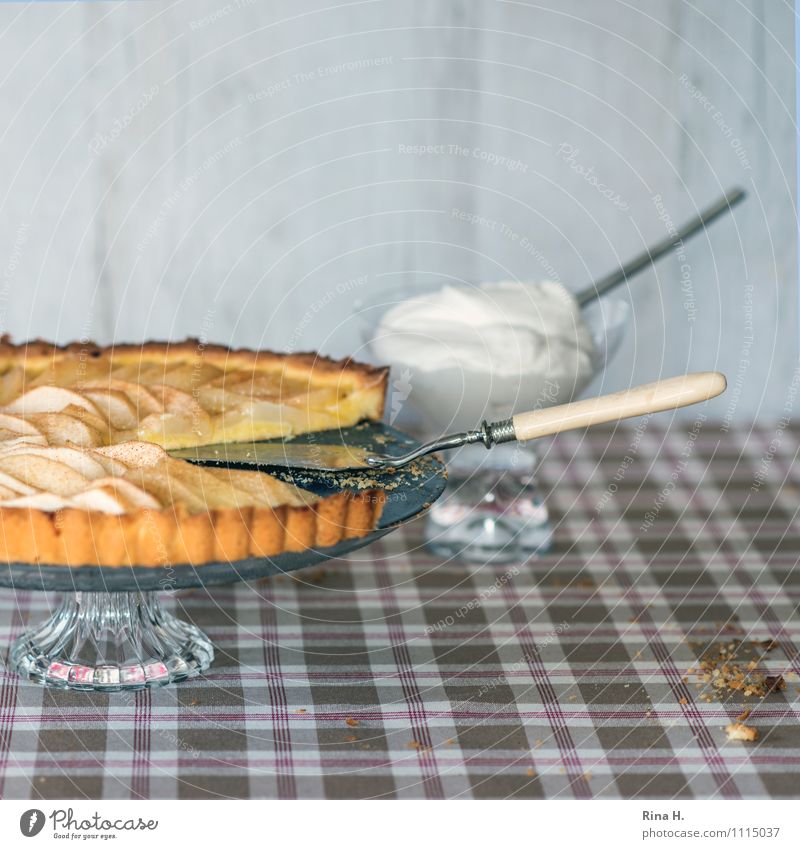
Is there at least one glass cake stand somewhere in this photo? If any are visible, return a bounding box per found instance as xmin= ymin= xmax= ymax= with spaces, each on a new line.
xmin=2 ymin=424 xmax=446 ymax=692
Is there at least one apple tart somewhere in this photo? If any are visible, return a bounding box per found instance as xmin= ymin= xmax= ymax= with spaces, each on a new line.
xmin=0 ymin=338 xmax=389 ymax=567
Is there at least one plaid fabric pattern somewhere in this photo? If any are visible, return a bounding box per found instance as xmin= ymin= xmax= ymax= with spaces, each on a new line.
xmin=0 ymin=423 xmax=799 ymax=800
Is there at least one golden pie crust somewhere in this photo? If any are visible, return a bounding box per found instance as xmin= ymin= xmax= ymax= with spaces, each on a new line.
xmin=0 ymin=492 xmax=385 ymax=567
xmin=0 ymin=337 xmax=389 ymax=567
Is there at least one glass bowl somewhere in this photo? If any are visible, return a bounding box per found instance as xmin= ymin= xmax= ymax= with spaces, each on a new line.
xmin=353 ymin=280 xmax=630 ymax=561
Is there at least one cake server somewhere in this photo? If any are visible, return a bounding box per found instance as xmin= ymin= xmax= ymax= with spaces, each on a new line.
xmin=170 ymin=372 xmax=725 ymax=473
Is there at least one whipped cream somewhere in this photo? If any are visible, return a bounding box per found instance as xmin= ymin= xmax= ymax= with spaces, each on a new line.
xmin=371 ymin=281 xmax=595 ymax=431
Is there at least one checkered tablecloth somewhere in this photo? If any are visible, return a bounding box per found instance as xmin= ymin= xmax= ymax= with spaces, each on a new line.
xmin=1 ymin=423 xmax=799 ymax=800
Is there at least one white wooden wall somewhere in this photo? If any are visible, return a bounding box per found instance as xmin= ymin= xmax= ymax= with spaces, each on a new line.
xmin=0 ymin=0 xmax=794 ymax=422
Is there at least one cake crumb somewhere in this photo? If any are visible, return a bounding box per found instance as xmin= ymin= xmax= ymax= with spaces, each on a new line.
xmin=765 ymin=675 xmax=786 ymax=694
xmin=726 ymin=722 xmax=759 ymax=742
xmin=686 ymin=639 xmax=788 ymax=702
xmin=345 ymin=717 xmax=359 ymax=727
xmin=736 ymin=708 xmax=751 ymax=721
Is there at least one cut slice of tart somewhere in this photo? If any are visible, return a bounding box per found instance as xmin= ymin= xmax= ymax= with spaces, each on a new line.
xmin=0 ymin=337 xmax=389 ymax=567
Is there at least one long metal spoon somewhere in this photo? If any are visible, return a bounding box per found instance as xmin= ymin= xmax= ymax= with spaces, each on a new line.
xmin=576 ymin=187 xmax=746 ymax=307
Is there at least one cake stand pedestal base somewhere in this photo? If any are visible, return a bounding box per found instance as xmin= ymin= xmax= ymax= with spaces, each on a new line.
xmin=424 ymin=460 xmax=553 ymax=563
xmin=12 ymin=591 xmax=214 ymax=692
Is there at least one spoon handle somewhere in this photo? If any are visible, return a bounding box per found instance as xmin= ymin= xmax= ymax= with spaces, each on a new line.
xmin=509 ymin=372 xmax=726 ymax=442
xmin=576 ymin=188 xmax=746 ymax=307
xmin=365 ymin=373 xmax=726 ymax=470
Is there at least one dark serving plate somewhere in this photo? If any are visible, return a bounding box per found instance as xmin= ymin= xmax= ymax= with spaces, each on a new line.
xmin=0 ymin=423 xmax=446 ymax=593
